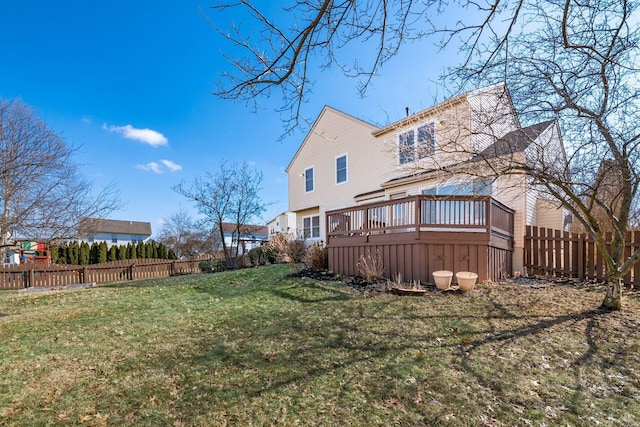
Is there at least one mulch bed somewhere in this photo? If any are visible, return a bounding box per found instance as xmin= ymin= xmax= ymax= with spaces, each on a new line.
xmin=294 ymin=268 xmax=614 ymax=296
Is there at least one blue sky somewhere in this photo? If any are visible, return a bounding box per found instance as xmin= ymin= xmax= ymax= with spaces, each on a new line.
xmin=0 ymin=1 xmax=453 ymax=237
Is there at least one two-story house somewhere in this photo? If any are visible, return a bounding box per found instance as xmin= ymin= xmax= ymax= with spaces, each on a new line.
xmin=79 ymin=218 xmax=152 ymax=248
xmin=285 ymin=83 xmax=567 ymax=282
xmin=217 ymin=222 xmax=269 ymax=255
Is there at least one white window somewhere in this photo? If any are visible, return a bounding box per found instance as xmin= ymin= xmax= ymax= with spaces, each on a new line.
xmin=421 ymin=179 xmax=493 ymax=225
xmin=336 ymin=154 xmax=347 ymax=184
xmin=399 ymin=122 xmax=435 ymax=164
xmin=303 ymin=215 xmax=320 ymax=239
xmin=422 ymin=178 xmax=492 ymax=196
xmin=305 ymin=167 xmax=314 ymax=193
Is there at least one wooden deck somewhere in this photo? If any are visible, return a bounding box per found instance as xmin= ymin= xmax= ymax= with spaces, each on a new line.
xmin=326 ymin=195 xmax=514 ymax=283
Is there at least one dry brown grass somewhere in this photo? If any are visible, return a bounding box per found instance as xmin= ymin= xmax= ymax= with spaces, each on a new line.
xmin=1 ymin=266 xmax=640 ymax=426
xmin=356 ymin=250 xmax=385 ymax=282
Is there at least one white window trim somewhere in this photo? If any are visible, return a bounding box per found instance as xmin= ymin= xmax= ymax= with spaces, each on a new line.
xmin=304 ymin=166 xmax=315 ymax=193
xmin=397 ymin=121 xmax=436 ymax=166
xmin=335 ymin=153 xmax=348 ymax=185
xmin=302 ymin=214 xmax=321 ymax=240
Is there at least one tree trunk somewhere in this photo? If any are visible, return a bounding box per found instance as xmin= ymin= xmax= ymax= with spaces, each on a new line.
xmin=601 ymin=276 xmax=622 ymax=311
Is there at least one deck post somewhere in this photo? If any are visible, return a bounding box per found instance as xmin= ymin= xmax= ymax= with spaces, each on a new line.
xmin=415 ymin=196 xmax=421 ymax=240
xmin=363 ymin=207 xmax=369 ymax=242
xmin=486 ymin=197 xmax=492 ymax=238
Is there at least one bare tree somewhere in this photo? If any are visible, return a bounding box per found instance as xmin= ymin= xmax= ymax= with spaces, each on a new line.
xmin=0 ymin=98 xmax=119 ymax=258
xmin=205 ymin=0 xmax=434 ymax=134
xmin=210 ymin=1 xmax=640 ymax=310
xmin=172 ymin=161 xmax=266 ymax=262
xmin=450 ymin=0 xmax=640 ymax=311
xmin=157 ymin=207 xmax=220 ymax=258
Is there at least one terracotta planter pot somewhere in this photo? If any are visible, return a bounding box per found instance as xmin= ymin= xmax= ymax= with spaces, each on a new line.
xmin=456 ymin=271 xmax=478 ymax=292
xmin=432 ymin=270 xmax=453 ymax=290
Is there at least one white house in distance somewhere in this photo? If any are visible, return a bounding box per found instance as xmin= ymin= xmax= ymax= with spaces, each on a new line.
xmin=283 ymin=83 xmax=567 ymax=281
xmin=267 ymin=211 xmax=296 ymax=236
xmin=79 ymin=218 xmax=152 ymax=247
xmin=218 ymin=222 xmax=269 ymax=254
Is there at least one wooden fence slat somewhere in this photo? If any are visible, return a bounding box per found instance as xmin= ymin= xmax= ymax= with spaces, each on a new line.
xmin=532 ymin=226 xmax=540 ymax=275
xmin=1 ymin=256 xmax=214 ymax=290
xmin=554 ymin=229 xmax=562 ymax=277
xmin=524 ymin=227 xmax=640 ymax=285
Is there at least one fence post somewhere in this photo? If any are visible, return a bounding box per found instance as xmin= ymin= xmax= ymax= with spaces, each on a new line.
xmin=28 ymin=269 xmax=35 ymax=288
xmin=531 ymin=226 xmax=539 ymax=275
xmin=577 ymin=234 xmax=585 ymax=281
xmin=554 ymin=229 xmax=562 ymax=277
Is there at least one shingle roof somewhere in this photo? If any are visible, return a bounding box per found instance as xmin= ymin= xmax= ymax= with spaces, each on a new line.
xmin=79 ymin=218 xmax=152 ymax=236
xmin=219 ymin=222 xmax=268 ymax=236
xmin=476 ymin=120 xmax=555 ymax=160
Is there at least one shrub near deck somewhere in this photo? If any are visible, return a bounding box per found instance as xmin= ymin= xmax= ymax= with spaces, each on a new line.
xmin=1 ymin=264 xmax=639 ymax=426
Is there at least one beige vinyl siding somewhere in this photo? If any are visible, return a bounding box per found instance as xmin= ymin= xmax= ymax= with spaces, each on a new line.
xmin=535 ymin=199 xmax=564 ymax=230
xmin=493 ymin=173 xmax=527 ymax=247
xmin=288 ymin=107 xmax=399 ymax=216
xmin=384 ymin=102 xmax=475 ymax=171
xmin=525 ymin=123 xmax=558 ymax=170
xmin=467 ymin=83 xmax=519 ymax=152
xmin=493 ymin=172 xmax=527 ymax=274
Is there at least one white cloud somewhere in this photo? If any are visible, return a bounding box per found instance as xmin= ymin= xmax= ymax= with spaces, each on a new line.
xmin=104 ymin=123 xmax=168 ymax=147
xmin=160 ymin=159 xmax=182 ymax=172
xmin=136 ymin=159 xmax=182 ymax=174
xmin=137 ymin=162 xmax=162 ymax=174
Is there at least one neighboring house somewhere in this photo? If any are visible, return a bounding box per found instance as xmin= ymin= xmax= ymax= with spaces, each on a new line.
xmin=285 ymin=83 xmax=567 ymax=281
xmin=267 ymin=211 xmax=296 ymax=236
xmin=79 ymin=218 xmax=152 ymax=248
xmin=218 ymin=222 xmax=269 ymax=254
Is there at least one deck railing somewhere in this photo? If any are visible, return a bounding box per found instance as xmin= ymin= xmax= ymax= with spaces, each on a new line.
xmin=327 ymin=195 xmax=514 ymax=241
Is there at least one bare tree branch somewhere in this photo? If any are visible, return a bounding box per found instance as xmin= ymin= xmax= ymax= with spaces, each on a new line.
xmin=0 ymin=99 xmax=120 ymax=255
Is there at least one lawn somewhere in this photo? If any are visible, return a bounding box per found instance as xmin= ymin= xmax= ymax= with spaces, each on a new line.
xmin=1 ymin=264 xmax=639 ymax=426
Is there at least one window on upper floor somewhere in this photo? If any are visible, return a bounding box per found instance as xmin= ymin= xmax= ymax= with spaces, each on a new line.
xmin=336 ymin=154 xmax=347 ymax=184
xmin=399 ymin=122 xmax=435 ymax=164
xmin=111 ymin=234 xmax=118 ymax=243
xmin=305 ymin=167 xmax=314 ymax=192
xmin=303 ymin=215 xmax=320 ymax=239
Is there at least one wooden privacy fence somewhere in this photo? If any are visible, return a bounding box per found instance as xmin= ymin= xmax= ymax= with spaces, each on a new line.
xmin=0 ymin=256 xmax=213 ymax=291
xmin=524 ymin=226 xmax=640 ymax=286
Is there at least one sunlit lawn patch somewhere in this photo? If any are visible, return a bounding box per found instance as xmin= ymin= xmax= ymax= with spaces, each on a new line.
xmin=1 ymin=265 xmax=639 ymax=426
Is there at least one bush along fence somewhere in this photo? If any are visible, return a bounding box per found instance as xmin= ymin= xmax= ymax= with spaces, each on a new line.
xmin=0 ymin=256 xmax=214 ymax=291
xmin=524 ymin=226 xmax=640 ymax=287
